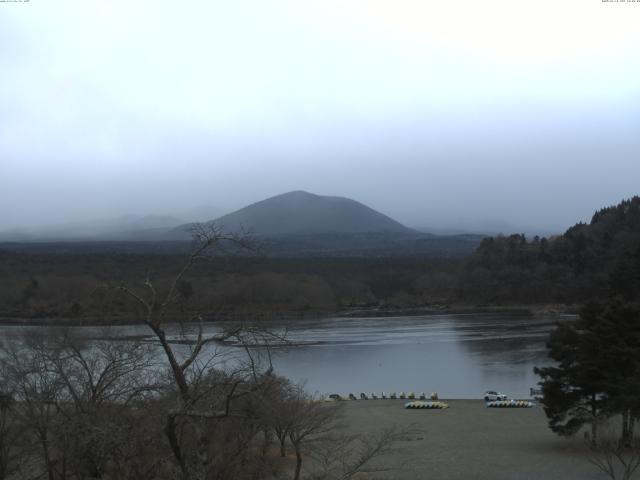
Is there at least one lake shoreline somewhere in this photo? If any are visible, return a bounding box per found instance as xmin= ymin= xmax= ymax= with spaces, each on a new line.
xmin=1 ymin=312 xmax=554 ymax=399
xmin=0 ymin=303 xmax=578 ymax=326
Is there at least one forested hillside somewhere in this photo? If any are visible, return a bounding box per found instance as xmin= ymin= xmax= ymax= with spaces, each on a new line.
xmin=0 ymin=251 xmax=461 ymax=322
xmin=2 ymin=197 xmax=638 ymax=323
xmin=457 ymin=196 xmax=640 ymax=304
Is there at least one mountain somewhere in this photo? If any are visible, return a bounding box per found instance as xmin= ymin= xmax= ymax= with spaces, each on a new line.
xmin=170 ymin=191 xmax=416 ymax=238
xmin=0 ymin=192 xmax=485 ymax=257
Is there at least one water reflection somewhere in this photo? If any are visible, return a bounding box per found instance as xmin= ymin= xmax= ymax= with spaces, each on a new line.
xmin=0 ymin=313 xmax=570 ymax=399
xmin=264 ymin=313 xmax=566 ymax=399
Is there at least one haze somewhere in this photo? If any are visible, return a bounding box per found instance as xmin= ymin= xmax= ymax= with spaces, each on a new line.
xmin=1 ymin=0 xmax=639 ymax=234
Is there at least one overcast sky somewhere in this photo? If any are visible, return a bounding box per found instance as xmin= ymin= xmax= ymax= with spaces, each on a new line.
xmin=1 ymin=0 xmax=639 ymax=233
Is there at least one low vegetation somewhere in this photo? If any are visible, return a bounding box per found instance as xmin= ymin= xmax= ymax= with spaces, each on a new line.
xmin=0 ymin=328 xmax=405 ymax=480
xmin=0 ymin=226 xmax=408 ymax=479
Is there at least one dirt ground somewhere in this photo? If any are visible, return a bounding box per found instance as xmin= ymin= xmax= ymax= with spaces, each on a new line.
xmin=337 ymin=399 xmax=604 ymax=480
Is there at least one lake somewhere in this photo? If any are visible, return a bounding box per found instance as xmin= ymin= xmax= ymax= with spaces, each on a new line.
xmin=1 ymin=312 xmax=568 ymax=399
xmin=267 ymin=312 xmax=565 ymax=399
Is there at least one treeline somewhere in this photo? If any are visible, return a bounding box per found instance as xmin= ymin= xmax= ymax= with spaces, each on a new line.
xmin=2 ymin=196 xmax=639 ymax=321
xmin=0 ymin=252 xmax=460 ymax=322
xmin=458 ymin=196 xmax=640 ymax=305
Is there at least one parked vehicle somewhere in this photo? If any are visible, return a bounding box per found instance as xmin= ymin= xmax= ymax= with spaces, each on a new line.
xmin=484 ymin=390 xmax=508 ymax=401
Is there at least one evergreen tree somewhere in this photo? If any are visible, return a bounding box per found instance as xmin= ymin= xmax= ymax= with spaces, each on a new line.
xmin=535 ymin=310 xmax=608 ymax=443
xmin=535 ymin=301 xmax=640 ymax=444
xmin=609 ymin=246 xmax=640 ymax=301
xmin=589 ymin=301 xmax=640 ymax=445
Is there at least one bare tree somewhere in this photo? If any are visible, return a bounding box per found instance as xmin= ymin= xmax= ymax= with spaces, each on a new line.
xmin=0 ymin=386 xmax=24 ymax=480
xmin=587 ymin=419 xmax=640 ymax=480
xmin=38 ymin=329 xmax=159 ymax=412
xmin=1 ymin=332 xmax=66 ymax=480
xmin=286 ymin=388 xmax=344 ymax=480
xmin=257 ymin=378 xmax=412 ymax=480
xmin=48 ymin=330 xmax=161 ymax=479
xmin=0 ymin=328 xmax=162 ymax=480
xmin=113 ymin=223 xmax=284 ymax=480
xmin=259 ymin=375 xmax=297 ymax=457
xmin=309 ymin=426 xmax=414 ymax=480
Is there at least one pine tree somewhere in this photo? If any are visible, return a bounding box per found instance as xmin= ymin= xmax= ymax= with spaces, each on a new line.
xmin=535 ymin=310 xmax=608 ymax=443
xmin=535 ymin=301 xmax=640 ymax=444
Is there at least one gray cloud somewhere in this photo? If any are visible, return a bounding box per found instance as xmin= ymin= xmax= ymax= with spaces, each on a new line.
xmin=1 ymin=1 xmax=639 ymax=234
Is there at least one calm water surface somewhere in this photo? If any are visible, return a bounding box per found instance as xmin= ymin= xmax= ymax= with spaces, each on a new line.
xmin=2 ymin=313 xmax=570 ymax=399
xmin=265 ymin=313 xmax=566 ymax=399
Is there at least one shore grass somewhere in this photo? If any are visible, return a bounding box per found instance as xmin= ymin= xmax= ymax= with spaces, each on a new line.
xmin=336 ymin=399 xmax=599 ymax=480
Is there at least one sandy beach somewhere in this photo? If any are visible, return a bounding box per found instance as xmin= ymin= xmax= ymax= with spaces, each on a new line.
xmin=337 ymin=399 xmax=602 ymax=480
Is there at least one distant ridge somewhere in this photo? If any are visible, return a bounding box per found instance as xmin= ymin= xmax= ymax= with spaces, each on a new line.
xmin=0 ymin=214 xmax=183 ymax=242
xmin=0 ymin=191 xmax=486 ymax=258
xmin=171 ymin=191 xmax=417 ymax=237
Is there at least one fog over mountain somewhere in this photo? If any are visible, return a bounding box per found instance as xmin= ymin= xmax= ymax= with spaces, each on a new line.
xmin=0 ymin=190 xmax=487 ymax=257
xmin=1 ymin=191 xmax=418 ymax=241
xmin=0 ymin=214 xmax=183 ymax=242
xmin=1 ymin=1 xmax=639 ymax=233
xmin=172 ymin=191 xmax=416 ymax=237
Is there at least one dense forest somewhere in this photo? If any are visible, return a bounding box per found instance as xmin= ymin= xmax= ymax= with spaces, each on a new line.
xmin=0 ymin=252 xmax=460 ymax=322
xmin=1 ymin=197 xmax=638 ymax=323
xmin=459 ymin=196 xmax=640 ymax=305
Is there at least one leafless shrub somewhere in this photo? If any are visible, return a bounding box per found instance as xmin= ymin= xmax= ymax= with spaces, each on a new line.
xmin=0 ymin=380 xmax=25 ymax=480
xmin=287 ymin=389 xmax=344 ymax=480
xmin=258 ymin=381 xmax=410 ymax=480
xmin=308 ymin=425 xmax=414 ymax=480
xmin=587 ymin=419 xmax=640 ymax=480
xmin=0 ymin=328 xmax=163 ymax=480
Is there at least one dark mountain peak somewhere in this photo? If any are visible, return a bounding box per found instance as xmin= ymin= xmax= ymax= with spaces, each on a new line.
xmin=275 ymin=190 xmax=317 ymax=198
xmin=171 ymin=191 xmax=416 ymax=237
xmin=254 ymin=190 xmax=348 ymax=205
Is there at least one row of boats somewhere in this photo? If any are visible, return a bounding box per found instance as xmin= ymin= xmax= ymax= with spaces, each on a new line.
xmin=328 ymin=392 xmax=438 ymax=401
xmin=404 ymin=399 xmax=534 ymax=409
xmin=325 ymin=392 xmax=535 ymax=409
xmin=485 ymin=400 xmax=535 ymax=408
